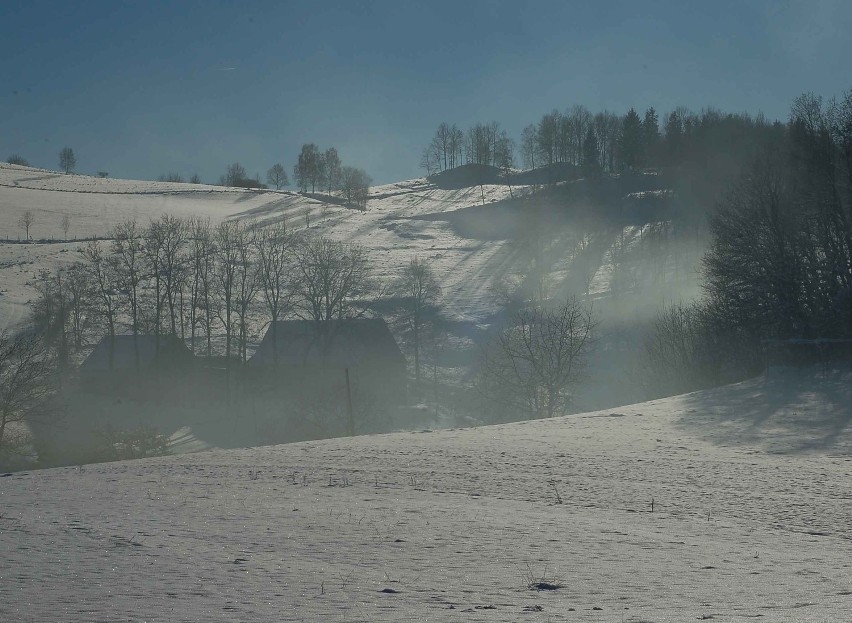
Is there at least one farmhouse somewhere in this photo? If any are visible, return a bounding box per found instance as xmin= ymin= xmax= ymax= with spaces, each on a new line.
xmin=248 ymin=318 xmax=408 ymax=406
xmin=78 ymin=334 xmax=195 ymax=397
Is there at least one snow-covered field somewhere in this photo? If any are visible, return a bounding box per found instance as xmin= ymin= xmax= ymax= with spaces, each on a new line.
xmin=2 ymin=367 xmax=851 ymax=622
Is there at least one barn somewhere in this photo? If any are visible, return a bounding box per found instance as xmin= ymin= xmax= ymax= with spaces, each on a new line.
xmin=78 ymin=334 xmax=195 ymax=397
xmin=247 ymin=319 xmax=408 ymax=436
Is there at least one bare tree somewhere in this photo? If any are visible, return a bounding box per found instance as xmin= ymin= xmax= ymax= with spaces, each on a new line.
xmin=59 ymin=147 xmax=76 ymax=174
xmin=399 ymin=257 xmax=441 ymax=393
xmin=187 ymin=217 xmax=215 ymax=356
xmin=111 ymin=220 xmax=145 ymax=368
xmin=466 ymin=122 xmax=495 ymax=166
xmin=61 ymin=213 xmax=71 ymax=239
xmin=190 ymin=173 xmax=202 ymax=184
xmin=31 ymin=270 xmax=69 ymax=368
xmin=594 ymin=111 xmax=622 ymax=172
xmin=479 ymin=296 xmax=596 ymax=420
xmin=266 ymin=163 xmax=289 ymax=190
xmin=7 ymin=154 xmax=29 ymax=166
xmin=143 ymin=220 xmax=167 ymax=348
xmin=340 ymin=166 xmax=371 ymax=210
xmin=220 ymin=162 xmax=247 ymax=187
xmin=423 ymin=123 xmax=454 ymax=173
xmin=233 ymin=224 xmax=259 ymax=363
xmin=63 ymin=263 xmax=92 ymax=351
xmin=291 ymin=236 xmax=373 ymax=353
xmin=81 ymin=240 xmax=119 ymax=368
xmin=642 ymin=302 xmax=708 ymax=397
xmin=294 ymin=144 xmax=322 ymax=193
xmin=214 ymin=221 xmax=242 ymax=366
xmin=495 ymin=135 xmax=515 ymax=197
xmin=520 ymin=124 xmax=538 ymax=171
xmin=323 ymin=148 xmax=342 ymax=195
xmin=0 ymin=331 xmax=54 ymax=457
xmin=420 ymin=145 xmax=439 ymax=176
xmin=537 ymin=110 xmax=561 ymax=168
xmin=18 ymin=211 xmax=34 ymax=240
xmin=157 ymin=215 xmax=188 ymax=337
xmin=256 ymin=222 xmax=294 ymax=365
xmin=158 ymin=172 xmax=185 ymax=183
xmin=568 ymin=105 xmax=593 ymax=165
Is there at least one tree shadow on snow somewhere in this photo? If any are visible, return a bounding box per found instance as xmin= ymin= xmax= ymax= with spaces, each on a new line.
xmin=674 ymin=366 xmax=852 ymax=455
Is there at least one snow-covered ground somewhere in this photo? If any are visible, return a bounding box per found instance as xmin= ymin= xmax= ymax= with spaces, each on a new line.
xmin=2 ymin=366 xmax=851 ymax=622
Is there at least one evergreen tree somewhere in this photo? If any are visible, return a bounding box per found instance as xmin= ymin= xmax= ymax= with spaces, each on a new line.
xmin=581 ymin=127 xmax=600 ymax=177
xmin=619 ymin=108 xmax=644 ymax=170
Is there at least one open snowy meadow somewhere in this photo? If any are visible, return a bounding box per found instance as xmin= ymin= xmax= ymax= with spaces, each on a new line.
xmin=3 ymin=367 xmax=852 ymax=622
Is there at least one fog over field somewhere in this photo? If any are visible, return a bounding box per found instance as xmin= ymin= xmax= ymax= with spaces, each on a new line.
xmin=2 ymin=1 xmax=852 ymax=621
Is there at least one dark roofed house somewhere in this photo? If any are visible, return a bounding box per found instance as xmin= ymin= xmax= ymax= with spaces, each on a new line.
xmin=80 ymin=334 xmax=194 ymax=374
xmin=249 ymin=318 xmax=405 ymax=369
xmin=79 ymin=334 xmax=195 ymax=400
xmin=248 ymin=319 xmax=408 ymax=419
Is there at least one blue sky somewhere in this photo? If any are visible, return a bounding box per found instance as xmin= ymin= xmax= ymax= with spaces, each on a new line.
xmin=1 ymin=0 xmax=850 ymax=184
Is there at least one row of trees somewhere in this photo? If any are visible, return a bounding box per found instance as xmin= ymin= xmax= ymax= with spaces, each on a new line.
xmin=422 ymin=108 xmax=638 ymax=177
xmin=292 ymin=144 xmax=372 ymax=209
xmin=7 ymin=154 xmax=30 ymax=166
xmin=168 ymin=153 xmax=370 ymax=205
xmin=520 ymin=106 xmax=623 ymax=173
xmin=421 ymin=122 xmax=515 ymax=176
xmin=31 ymin=215 xmax=445 ymax=378
xmin=421 ymin=103 xmax=789 ymax=191
xmin=158 ymin=163 xmax=288 ymax=189
xmin=7 ymin=148 xmax=366 ymax=203
xmin=158 ymin=172 xmax=203 ymax=184
xmin=33 ymin=218 xmax=344 ymax=371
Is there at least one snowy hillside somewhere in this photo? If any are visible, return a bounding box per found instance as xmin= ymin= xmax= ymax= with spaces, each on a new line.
xmin=0 ymin=163 xmax=544 ymax=329
xmin=0 ymin=163 xmax=698 ymax=336
xmin=3 ymin=366 xmax=851 ymax=622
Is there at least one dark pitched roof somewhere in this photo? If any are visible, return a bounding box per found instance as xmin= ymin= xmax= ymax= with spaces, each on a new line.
xmin=248 ymin=319 xmax=405 ymax=368
xmin=80 ymin=334 xmax=192 ymax=372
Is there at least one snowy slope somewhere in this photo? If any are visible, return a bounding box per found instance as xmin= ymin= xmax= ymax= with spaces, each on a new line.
xmin=1 ymin=162 xmax=696 ymax=333
xmin=0 ymin=163 xmax=539 ymax=328
xmin=2 ymin=367 xmax=851 ymax=622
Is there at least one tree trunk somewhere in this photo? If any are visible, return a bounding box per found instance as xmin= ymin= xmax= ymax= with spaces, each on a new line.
xmin=271 ymin=315 xmax=279 ymax=366
xmin=345 ymin=368 xmax=354 ymax=436
xmin=413 ymin=313 xmax=421 ymax=394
